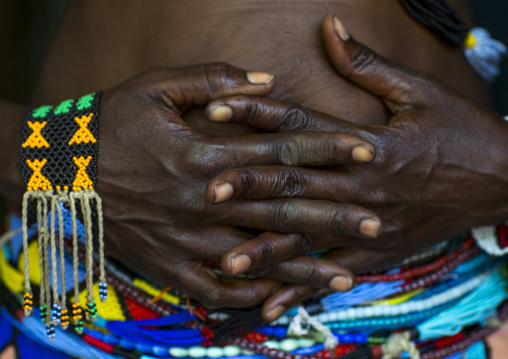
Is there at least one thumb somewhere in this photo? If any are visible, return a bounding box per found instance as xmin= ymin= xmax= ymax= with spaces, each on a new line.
xmin=322 ymin=15 xmax=435 ymax=113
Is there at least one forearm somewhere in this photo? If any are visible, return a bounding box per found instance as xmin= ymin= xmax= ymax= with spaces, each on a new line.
xmin=0 ymin=98 xmax=28 ymax=204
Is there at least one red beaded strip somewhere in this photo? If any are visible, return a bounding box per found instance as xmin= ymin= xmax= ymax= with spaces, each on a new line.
xmin=356 ymin=238 xmax=474 ymax=284
xmin=399 ymin=246 xmax=481 ymax=294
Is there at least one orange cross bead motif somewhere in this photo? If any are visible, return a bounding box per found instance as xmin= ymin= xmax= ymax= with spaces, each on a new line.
xmin=22 ymin=121 xmax=50 ymax=148
xmin=68 ymin=113 xmax=97 ymax=145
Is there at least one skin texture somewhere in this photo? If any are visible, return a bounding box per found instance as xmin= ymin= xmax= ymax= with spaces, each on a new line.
xmin=24 ymin=0 xmax=502 ymax=324
xmin=206 ymin=16 xmax=508 ymax=319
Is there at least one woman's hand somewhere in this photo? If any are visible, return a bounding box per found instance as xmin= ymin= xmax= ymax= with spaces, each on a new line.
xmin=97 ymin=62 xmax=380 ymax=308
xmin=205 ymin=17 xmax=508 ymax=319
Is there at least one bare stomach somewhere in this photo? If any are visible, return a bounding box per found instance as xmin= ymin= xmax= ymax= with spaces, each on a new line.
xmin=33 ymin=0 xmax=489 ymax=130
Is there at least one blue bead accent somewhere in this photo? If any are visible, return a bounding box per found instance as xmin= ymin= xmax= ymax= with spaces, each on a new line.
xmin=261 ymin=326 xmax=275 ymax=335
xmin=274 ymin=327 xmax=287 ymax=337
xmin=119 ymin=338 xmax=136 ymax=350
xmin=102 ymin=334 xmax=120 ymax=345
xmin=152 ymin=345 xmax=170 ymax=356
xmin=135 ymin=342 xmax=153 ymax=354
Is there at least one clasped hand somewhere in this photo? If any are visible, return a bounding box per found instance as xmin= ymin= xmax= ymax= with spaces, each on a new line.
xmin=204 ymin=16 xmax=508 ymax=319
xmin=97 ymin=62 xmax=381 ymax=309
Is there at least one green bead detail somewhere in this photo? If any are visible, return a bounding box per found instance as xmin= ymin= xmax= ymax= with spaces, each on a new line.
xmin=223 ymin=345 xmax=241 ymax=357
xmin=280 ymin=338 xmax=299 ymax=351
xmin=76 ymin=93 xmax=95 ymax=110
xmin=54 ymin=99 xmax=74 ymax=115
xmin=33 ymin=105 xmax=52 ymax=118
xmin=262 ymin=340 xmax=280 ymax=349
xmin=188 ymin=346 xmax=206 ymax=358
xmin=206 ymin=347 xmax=223 ymax=358
xmin=169 ymin=348 xmax=187 ymax=358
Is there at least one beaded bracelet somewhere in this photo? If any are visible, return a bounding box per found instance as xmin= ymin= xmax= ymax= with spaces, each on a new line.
xmin=20 ymin=92 xmax=107 ymax=338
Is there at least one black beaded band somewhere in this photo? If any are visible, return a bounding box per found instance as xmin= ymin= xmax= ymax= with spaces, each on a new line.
xmin=20 ymin=92 xmax=107 ymax=339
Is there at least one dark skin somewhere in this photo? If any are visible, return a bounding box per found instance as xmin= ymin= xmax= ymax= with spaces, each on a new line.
xmin=0 ymin=0 xmax=499 ymax=317
xmin=206 ymin=15 xmax=508 ymax=318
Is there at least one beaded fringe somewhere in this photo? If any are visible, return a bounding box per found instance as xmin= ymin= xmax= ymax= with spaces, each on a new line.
xmin=21 ymin=189 xmax=107 ymax=339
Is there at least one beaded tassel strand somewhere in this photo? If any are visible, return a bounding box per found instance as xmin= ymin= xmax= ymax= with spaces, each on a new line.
xmin=69 ymin=193 xmax=83 ymax=333
xmin=55 ymin=193 xmax=69 ymax=329
xmin=21 ymin=192 xmax=33 ymax=316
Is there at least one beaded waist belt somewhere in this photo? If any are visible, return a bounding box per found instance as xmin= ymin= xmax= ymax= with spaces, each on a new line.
xmin=1 ymin=209 xmax=507 ymax=359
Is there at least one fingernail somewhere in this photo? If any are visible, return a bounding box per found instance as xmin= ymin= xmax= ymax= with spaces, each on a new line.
xmin=333 ymin=17 xmax=350 ymax=41
xmin=267 ymin=305 xmax=286 ymax=321
xmin=208 ymin=104 xmax=233 ymax=122
xmin=352 ymin=145 xmax=374 ymax=163
xmin=359 ymin=218 xmax=381 ymax=238
xmin=247 ymin=71 xmax=274 ymax=84
xmin=214 ymin=182 xmax=234 ymax=203
xmin=329 ymin=276 xmax=352 ymax=292
xmin=230 ymin=254 xmax=252 ymax=275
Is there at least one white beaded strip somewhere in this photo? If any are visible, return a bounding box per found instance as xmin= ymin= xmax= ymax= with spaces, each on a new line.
xmin=472 ymin=223 xmax=508 ymax=257
xmin=164 ymin=338 xmax=317 ymax=358
xmin=316 ymin=272 xmax=487 ymax=323
xmin=271 ymin=272 xmax=488 ymax=325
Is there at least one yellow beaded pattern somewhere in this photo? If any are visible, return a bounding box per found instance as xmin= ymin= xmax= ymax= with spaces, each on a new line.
xmin=72 ymin=156 xmax=94 ymax=191
xmin=68 ymin=114 xmax=97 ymax=145
xmin=22 ymin=121 xmax=50 ymax=148
xmin=26 ymin=159 xmax=52 ymax=191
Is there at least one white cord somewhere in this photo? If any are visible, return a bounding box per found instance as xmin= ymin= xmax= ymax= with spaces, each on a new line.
xmin=287 ymin=306 xmax=338 ymax=350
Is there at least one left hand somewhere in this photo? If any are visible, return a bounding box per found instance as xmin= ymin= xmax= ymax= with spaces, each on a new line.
xmin=204 ymin=15 xmax=508 ymax=320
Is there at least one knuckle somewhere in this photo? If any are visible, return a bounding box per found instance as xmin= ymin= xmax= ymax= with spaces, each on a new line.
xmin=329 ymin=206 xmax=348 ymax=233
xmin=273 ymin=137 xmax=304 ymax=166
xmin=203 ymin=62 xmax=232 ymax=96
xmin=249 ymin=263 xmax=279 ymax=277
xmin=278 ymin=167 xmax=306 ymax=198
xmin=279 ymin=107 xmax=314 ymax=132
xmin=242 ymin=99 xmax=263 ymax=127
xmin=291 ymin=233 xmax=313 ymax=254
xmin=275 ymin=202 xmax=296 ymax=232
xmin=300 ymin=263 xmax=320 ymax=286
xmin=321 ymin=137 xmax=343 ymax=162
xmin=238 ymin=170 xmax=260 ymax=197
xmin=197 ymin=285 xmax=223 ymax=308
xmin=348 ymin=45 xmax=377 ymax=78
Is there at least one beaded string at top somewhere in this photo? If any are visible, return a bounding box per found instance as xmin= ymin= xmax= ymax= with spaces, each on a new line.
xmin=20 ymin=92 xmax=107 ymax=339
xmin=398 ymin=0 xmax=506 ymax=82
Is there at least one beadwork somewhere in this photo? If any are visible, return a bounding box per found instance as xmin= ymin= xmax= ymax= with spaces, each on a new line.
xmin=20 ymin=92 xmax=107 ymax=339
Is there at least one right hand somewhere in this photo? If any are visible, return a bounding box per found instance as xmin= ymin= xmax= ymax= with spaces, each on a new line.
xmin=97 ymin=63 xmax=379 ymax=308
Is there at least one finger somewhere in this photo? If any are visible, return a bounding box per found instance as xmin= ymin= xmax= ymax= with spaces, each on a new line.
xmin=322 ymin=15 xmax=436 ymax=111
xmin=257 ymin=256 xmax=353 ymax=291
xmin=261 ymin=246 xmax=404 ymax=320
xmin=174 ymin=261 xmax=280 ymax=309
xmin=206 ymin=95 xmax=363 ymax=135
xmin=181 ymin=226 xmax=253 ymax=262
xmin=227 ymin=198 xmax=382 ymax=238
xmin=151 ymin=62 xmax=276 ymax=111
xmin=220 ymin=232 xmax=358 ymax=276
xmin=213 ymin=131 xmax=375 ymax=168
xmin=205 ymin=166 xmax=363 ymax=204
xmin=262 ymin=284 xmax=317 ymax=322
